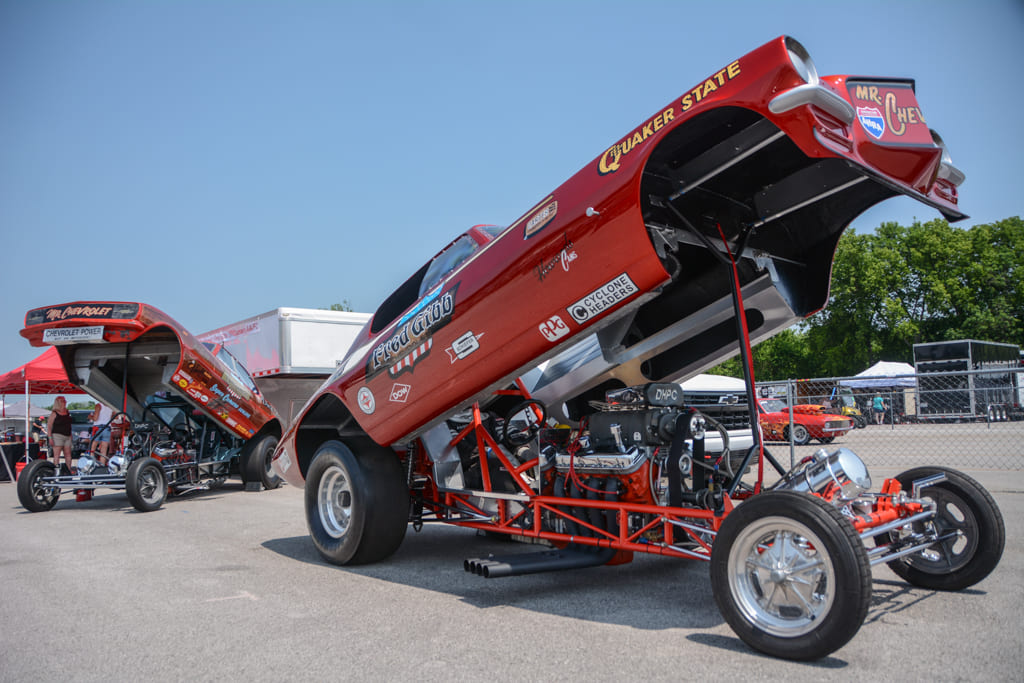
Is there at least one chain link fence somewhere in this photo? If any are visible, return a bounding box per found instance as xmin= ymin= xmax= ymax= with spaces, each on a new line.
xmin=756 ymin=367 xmax=1024 ymax=471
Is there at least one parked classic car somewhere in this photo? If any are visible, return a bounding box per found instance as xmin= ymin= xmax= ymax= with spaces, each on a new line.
xmin=758 ymin=398 xmax=854 ymax=444
xmin=271 ymin=37 xmax=1002 ymax=660
xmin=17 ymin=301 xmax=284 ymax=512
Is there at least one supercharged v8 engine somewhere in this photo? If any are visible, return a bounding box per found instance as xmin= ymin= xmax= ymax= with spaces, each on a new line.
xmin=541 ymin=383 xmax=746 ymax=510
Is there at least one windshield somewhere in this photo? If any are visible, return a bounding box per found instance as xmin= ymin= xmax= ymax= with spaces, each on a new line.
xmin=418 ymin=235 xmax=479 ymax=298
xmin=760 ymin=399 xmax=787 ymax=412
xmin=216 ymin=348 xmax=258 ymax=393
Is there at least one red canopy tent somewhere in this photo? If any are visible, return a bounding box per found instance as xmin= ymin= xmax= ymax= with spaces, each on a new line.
xmin=0 ymin=347 xmax=85 ymax=481
xmin=0 ymin=346 xmax=83 ymax=396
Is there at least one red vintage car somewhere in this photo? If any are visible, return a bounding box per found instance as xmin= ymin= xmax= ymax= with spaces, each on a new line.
xmin=272 ymin=37 xmax=1001 ymax=660
xmin=17 ymin=301 xmax=284 ymax=512
xmin=758 ymin=398 xmax=853 ymax=445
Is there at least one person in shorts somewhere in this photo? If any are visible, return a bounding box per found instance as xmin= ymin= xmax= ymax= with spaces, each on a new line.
xmin=872 ymin=393 xmax=886 ymax=425
xmin=91 ymin=402 xmax=115 ymax=465
xmin=47 ymin=396 xmax=74 ymax=474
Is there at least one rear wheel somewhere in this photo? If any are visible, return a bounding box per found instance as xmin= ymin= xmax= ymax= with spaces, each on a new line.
xmin=878 ymin=466 xmax=1004 ymax=590
xmin=126 ymin=457 xmax=167 ymax=512
xmin=17 ymin=459 xmax=60 ymax=512
xmin=305 ymin=439 xmax=408 ymax=565
xmin=710 ymin=491 xmax=871 ymax=660
xmin=243 ymin=434 xmax=281 ymax=490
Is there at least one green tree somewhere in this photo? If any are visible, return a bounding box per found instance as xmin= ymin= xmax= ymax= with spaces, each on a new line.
xmin=326 ymin=300 xmax=353 ymax=312
xmin=711 ymin=216 xmax=1023 ymax=380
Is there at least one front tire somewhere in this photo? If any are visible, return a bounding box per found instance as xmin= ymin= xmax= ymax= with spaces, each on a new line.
xmin=304 ymin=439 xmax=408 ymax=566
xmin=126 ymin=457 xmax=167 ymax=512
xmin=785 ymin=424 xmax=811 ymax=445
xmin=17 ymin=459 xmax=60 ymax=512
xmin=878 ymin=466 xmax=1004 ymax=591
xmin=243 ymin=434 xmax=281 ymax=490
xmin=710 ymin=491 xmax=871 ymax=660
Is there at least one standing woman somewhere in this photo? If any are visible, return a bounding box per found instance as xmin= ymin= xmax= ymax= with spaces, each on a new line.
xmin=47 ymin=396 xmax=74 ymax=474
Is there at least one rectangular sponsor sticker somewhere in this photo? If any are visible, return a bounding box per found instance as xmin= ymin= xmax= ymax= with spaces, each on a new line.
xmin=567 ymin=274 xmax=638 ymax=324
xmin=42 ymin=326 xmax=104 ymax=344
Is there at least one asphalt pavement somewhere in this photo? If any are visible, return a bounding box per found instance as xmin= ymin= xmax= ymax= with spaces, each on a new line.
xmin=1 ymin=467 xmax=1021 ymax=682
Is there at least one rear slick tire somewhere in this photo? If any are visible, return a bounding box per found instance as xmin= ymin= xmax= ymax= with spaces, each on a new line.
xmin=243 ymin=434 xmax=281 ymax=490
xmin=17 ymin=459 xmax=60 ymax=512
xmin=305 ymin=439 xmax=408 ymax=566
xmin=710 ymin=490 xmax=871 ymax=660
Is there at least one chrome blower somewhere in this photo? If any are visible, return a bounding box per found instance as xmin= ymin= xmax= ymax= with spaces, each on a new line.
xmin=771 ymin=447 xmax=872 ymax=501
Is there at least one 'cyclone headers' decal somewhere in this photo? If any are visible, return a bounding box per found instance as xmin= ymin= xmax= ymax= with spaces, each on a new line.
xmin=367 ymin=286 xmax=457 ymax=379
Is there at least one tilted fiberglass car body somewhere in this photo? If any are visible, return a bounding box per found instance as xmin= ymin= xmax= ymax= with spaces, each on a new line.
xmin=271 ymin=37 xmax=1002 ymax=660
xmin=17 ymin=301 xmax=283 ymax=512
xmin=758 ymin=398 xmax=853 ymax=445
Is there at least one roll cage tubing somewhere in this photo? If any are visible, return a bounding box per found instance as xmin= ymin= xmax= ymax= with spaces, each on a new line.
xmin=406 ymin=203 xmax=787 ymax=558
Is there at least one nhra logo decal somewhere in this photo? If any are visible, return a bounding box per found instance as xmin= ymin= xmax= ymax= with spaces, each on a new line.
xmin=368 ymin=288 xmax=456 ymax=378
xmin=851 ymin=83 xmax=929 ymax=142
xmin=856 ymin=106 xmax=885 ymax=140
xmin=567 ymin=274 xmax=638 ymax=324
xmin=598 ymin=107 xmax=675 ymax=175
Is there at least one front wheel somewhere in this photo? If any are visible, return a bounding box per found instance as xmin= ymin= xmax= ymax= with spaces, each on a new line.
xmin=877 ymin=467 xmax=1004 ymax=591
xmin=785 ymin=424 xmax=811 ymax=445
xmin=710 ymin=491 xmax=871 ymax=660
xmin=243 ymin=434 xmax=281 ymax=490
xmin=304 ymin=439 xmax=408 ymax=566
xmin=126 ymin=457 xmax=167 ymax=512
xmin=17 ymin=459 xmax=60 ymax=512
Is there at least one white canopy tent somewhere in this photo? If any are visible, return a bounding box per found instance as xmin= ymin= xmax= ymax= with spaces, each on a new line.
xmin=840 ymin=361 xmax=917 ymax=389
xmin=0 ymin=400 xmax=49 ymax=418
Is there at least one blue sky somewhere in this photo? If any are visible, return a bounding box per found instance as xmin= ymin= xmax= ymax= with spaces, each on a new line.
xmin=1 ymin=0 xmax=1021 ymax=400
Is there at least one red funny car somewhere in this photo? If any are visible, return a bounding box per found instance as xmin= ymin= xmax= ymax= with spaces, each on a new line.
xmin=758 ymin=398 xmax=854 ymax=445
xmin=18 ymin=301 xmax=284 ymax=512
xmin=272 ymin=37 xmax=1001 ymax=660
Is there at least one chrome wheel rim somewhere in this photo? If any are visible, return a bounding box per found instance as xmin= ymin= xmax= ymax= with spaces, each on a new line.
xmin=900 ymin=488 xmax=976 ymax=574
xmin=318 ymin=465 xmax=353 ymax=539
xmin=728 ymin=516 xmax=836 ymax=637
xmin=139 ymin=467 xmax=163 ymax=503
xmin=32 ymin=470 xmax=58 ymax=505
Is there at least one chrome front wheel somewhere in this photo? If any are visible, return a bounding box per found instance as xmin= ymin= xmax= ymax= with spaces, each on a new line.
xmin=711 ymin=491 xmax=871 ymax=660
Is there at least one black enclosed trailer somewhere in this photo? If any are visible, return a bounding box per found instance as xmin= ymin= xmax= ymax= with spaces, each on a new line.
xmin=913 ymin=339 xmax=1022 ymax=421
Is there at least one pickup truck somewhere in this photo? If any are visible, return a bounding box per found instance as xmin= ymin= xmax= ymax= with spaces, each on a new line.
xmin=271 ymin=36 xmax=1001 ymax=660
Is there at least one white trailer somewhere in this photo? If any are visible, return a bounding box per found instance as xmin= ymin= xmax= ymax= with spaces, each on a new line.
xmin=199 ymin=308 xmax=370 ymax=425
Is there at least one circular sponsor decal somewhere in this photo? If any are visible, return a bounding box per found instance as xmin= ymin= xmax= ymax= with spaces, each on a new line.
xmin=357 ymin=387 xmax=375 ymax=414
